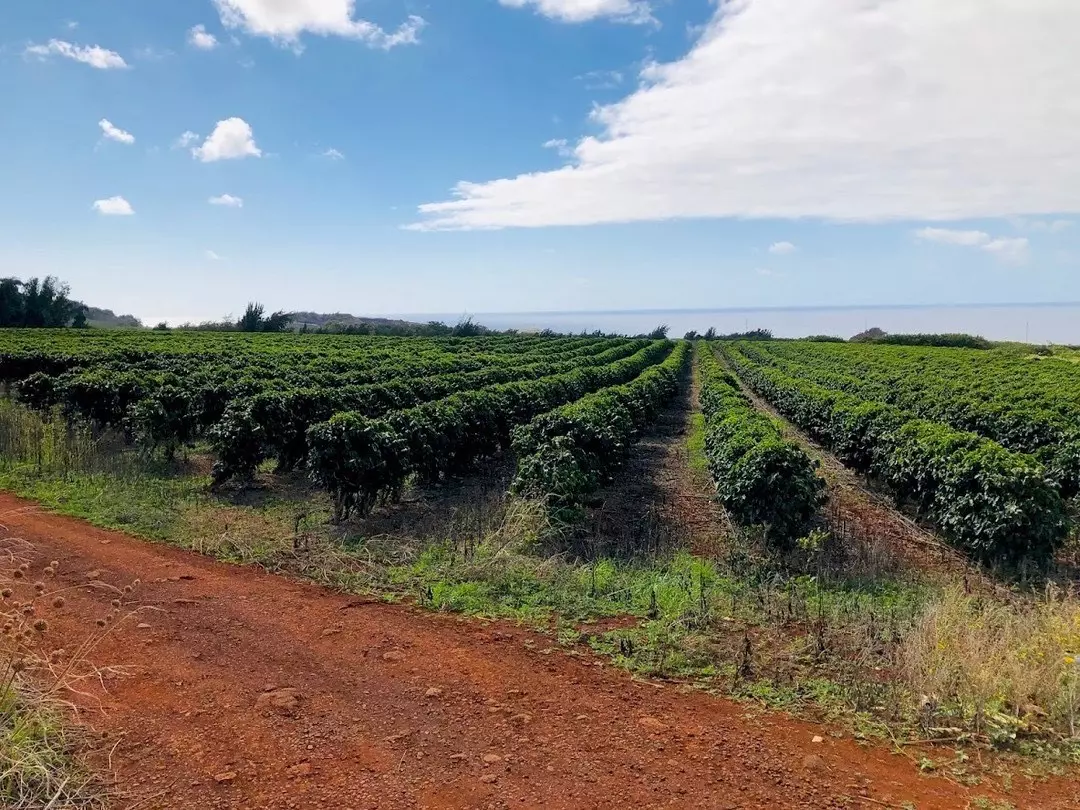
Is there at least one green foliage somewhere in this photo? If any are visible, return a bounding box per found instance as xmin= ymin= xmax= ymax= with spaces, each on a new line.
xmin=511 ymin=341 xmax=690 ymax=510
xmin=722 ymin=343 xmax=1069 ymax=562
xmin=697 ymin=345 xmax=824 ymax=544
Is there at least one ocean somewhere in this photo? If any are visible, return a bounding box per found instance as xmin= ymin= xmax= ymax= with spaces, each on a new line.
xmin=403 ymin=303 xmax=1080 ymax=345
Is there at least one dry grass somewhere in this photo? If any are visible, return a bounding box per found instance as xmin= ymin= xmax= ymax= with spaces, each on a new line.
xmin=900 ymin=585 xmax=1080 ymax=744
xmin=1 ymin=532 xmax=141 ymax=809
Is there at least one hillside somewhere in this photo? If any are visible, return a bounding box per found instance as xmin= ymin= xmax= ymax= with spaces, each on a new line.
xmin=85 ymin=305 xmax=142 ymax=329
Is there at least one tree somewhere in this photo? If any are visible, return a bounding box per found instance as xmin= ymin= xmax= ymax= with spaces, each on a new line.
xmin=71 ymin=304 xmax=89 ymax=329
xmin=684 ymin=330 xmax=700 ymax=340
xmin=647 ymin=324 xmax=670 ymax=339
xmin=262 ymin=310 xmax=294 ymax=333
xmin=237 ymin=302 xmax=265 ymax=332
xmin=704 ymin=327 xmax=717 ymax=340
xmin=0 ymin=278 xmax=24 ymax=327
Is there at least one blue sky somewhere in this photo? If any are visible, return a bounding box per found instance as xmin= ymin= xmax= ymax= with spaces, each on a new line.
xmin=1 ymin=0 xmax=1078 ymax=324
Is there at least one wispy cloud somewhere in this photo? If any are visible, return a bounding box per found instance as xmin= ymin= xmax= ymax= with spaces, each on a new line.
xmin=25 ymin=39 xmax=127 ymax=69
xmin=915 ymin=228 xmax=1029 ymax=264
xmin=189 ymin=24 xmax=219 ymax=50
xmin=767 ymin=241 xmax=796 ymax=255
xmin=499 ymin=0 xmax=654 ymax=24
xmin=209 ymin=194 xmax=244 ymax=208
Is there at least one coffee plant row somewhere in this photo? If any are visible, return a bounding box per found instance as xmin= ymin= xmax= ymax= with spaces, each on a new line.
xmin=306 ymin=341 xmax=675 ymax=522
xmin=721 ymin=342 xmax=1069 ymax=561
xmin=737 ymin=340 xmax=1080 ymax=498
xmin=511 ymin=341 xmax=691 ymax=514
xmin=697 ymin=345 xmax=824 ymax=544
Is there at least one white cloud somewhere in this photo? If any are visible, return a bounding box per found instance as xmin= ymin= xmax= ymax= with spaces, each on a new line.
xmin=209 ymin=194 xmax=244 ymax=207
xmin=188 ymin=24 xmax=219 ymax=50
xmin=25 ymin=39 xmax=128 ymax=70
xmin=1012 ymin=217 xmax=1073 ymax=234
xmin=192 ymin=118 xmax=261 ymax=162
xmin=914 ymin=228 xmax=991 ymax=247
xmin=174 ymin=131 xmax=200 ymax=149
xmin=499 ymin=0 xmax=653 ymax=24
xmin=213 ymin=1 xmax=425 ymax=49
xmin=206 ymin=250 xmax=223 ymax=261
xmin=576 ymin=69 xmax=625 ymax=89
xmin=321 ymin=148 xmax=345 ymax=160
xmin=413 ymin=1 xmax=1080 ymax=231
xmin=768 ymin=241 xmax=796 ymax=255
xmin=915 ymin=228 xmax=1029 ymax=264
xmin=98 ymin=119 xmax=135 ymax=145
xmin=92 ymin=196 xmax=135 ymax=216
xmin=543 ymin=138 xmax=573 ymax=158
xmin=981 ymin=237 xmax=1030 ymax=264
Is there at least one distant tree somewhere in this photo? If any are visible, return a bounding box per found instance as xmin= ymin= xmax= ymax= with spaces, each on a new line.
xmin=71 ymin=304 xmax=89 ymax=329
xmin=703 ymin=327 xmax=717 ymax=340
xmin=238 ymin=302 xmax=266 ymax=332
xmin=647 ymin=324 xmax=670 ymax=339
xmin=152 ymin=322 xmax=170 ymax=331
xmin=851 ymin=327 xmax=887 ymax=342
xmin=684 ymin=330 xmax=700 ymax=340
xmin=452 ymin=316 xmax=486 ymax=337
xmin=0 ymin=278 xmax=24 ymax=327
xmin=262 ymin=310 xmax=294 ymax=333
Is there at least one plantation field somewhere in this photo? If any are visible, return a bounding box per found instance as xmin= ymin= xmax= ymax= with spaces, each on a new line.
xmin=4 ymin=328 xmax=1080 ymax=801
xmin=0 ymin=329 xmax=687 ymax=521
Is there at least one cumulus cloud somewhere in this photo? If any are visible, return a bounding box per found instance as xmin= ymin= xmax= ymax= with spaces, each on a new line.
xmin=413 ymin=0 xmax=1080 ymax=231
xmin=209 ymin=194 xmax=244 ymax=207
xmin=98 ymin=119 xmax=135 ymax=145
xmin=768 ymin=241 xmax=796 ymax=255
xmin=192 ymin=118 xmax=261 ymax=162
xmin=915 ymin=228 xmax=1029 ymax=264
xmin=499 ymin=0 xmax=654 ymax=24
xmin=321 ymin=148 xmax=345 ymax=160
xmin=189 ymin=24 xmax=219 ymax=50
xmin=1012 ymin=218 xmax=1073 ymax=234
xmin=25 ymin=39 xmax=128 ymax=69
xmin=92 ymin=196 xmax=135 ymax=216
xmin=213 ymin=0 xmax=425 ymax=49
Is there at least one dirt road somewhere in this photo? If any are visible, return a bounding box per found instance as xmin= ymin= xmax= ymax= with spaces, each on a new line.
xmin=1 ymin=492 xmax=1073 ymax=809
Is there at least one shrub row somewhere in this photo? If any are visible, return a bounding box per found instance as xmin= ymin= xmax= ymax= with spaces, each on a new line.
xmin=510 ymin=341 xmax=691 ymax=511
xmin=207 ymin=340 xmax=650 ymax=481
xmin=306 ymin=341 xmax=675 ymax=523
xmin=697 ymin=345 xmax=824 ymax=543
xmin=722 ymin=346 xmax=1068 ymax=561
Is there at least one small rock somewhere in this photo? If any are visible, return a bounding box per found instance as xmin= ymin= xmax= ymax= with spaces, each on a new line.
xmin=510 ymin=713 xmax=533 ymax=725
xmin=638 ymin=716 xmax=667 ymax=731
xmin=214 ymin=771 xmax=237 ymax=784
xmin=256 ymin=688 xmax=302 ymax=715
xmin=811 ymin=735 xmax=824 ymax=744
xmin=137 ymin=623 xmax=151 ymax=629
xmin=480 ymin=774 xmax=498 ymax=784
xmin=85 ymin=570 xmax=101 ymax=581
xmin=449 ymin=753 xmax=467 ymax=761
xmin=425 ymin=687 xmax=444 ymax=698
xmin=802 ymin=754 xmax=826 ymax=773
xmin=382 ymin=650 xmax=406 ymax=662
xmin=482 ymin=754 xmax=502 ymax=764
xmin=321 ymin=628 xmax=342 ymax=637
xmin=384 ymin=730 xmax=412 ymax=744
xmin=287 ymin=763 xmax=312 ymax=778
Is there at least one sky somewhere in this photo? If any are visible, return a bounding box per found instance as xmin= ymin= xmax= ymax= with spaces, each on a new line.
xmin=1 ymin=0 xmax=1079 ymax=324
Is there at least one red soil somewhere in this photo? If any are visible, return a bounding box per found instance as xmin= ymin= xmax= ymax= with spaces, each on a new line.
xmin=1 ymin=492 xmax=1075 ymax=809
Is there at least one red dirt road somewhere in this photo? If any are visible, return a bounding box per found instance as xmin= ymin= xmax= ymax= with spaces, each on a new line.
xmin=1 ymin=493 xmax=1074 ymax=810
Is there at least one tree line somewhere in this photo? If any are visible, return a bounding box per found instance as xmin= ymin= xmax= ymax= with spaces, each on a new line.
xmin=0 ymin=277 xmax=88 ymax=328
